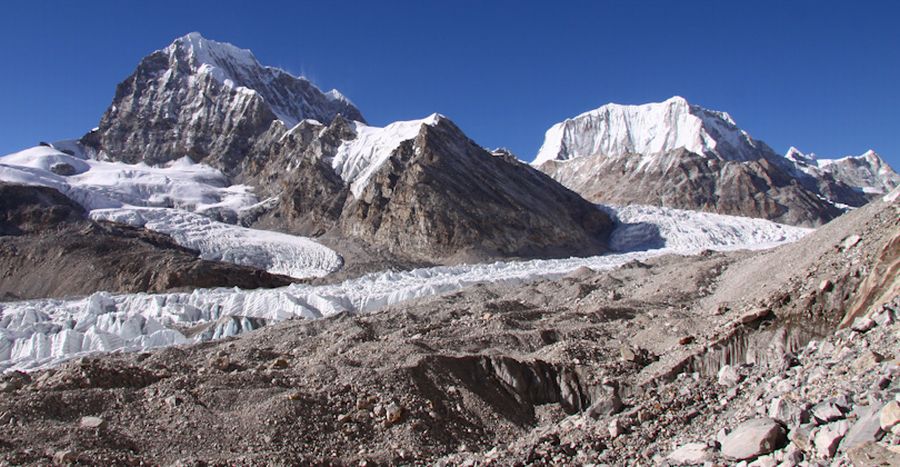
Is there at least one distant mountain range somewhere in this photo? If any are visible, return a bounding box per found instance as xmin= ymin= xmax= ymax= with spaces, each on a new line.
xmin=1 ymin=33 xmax=897 ymax=288
xmin=533 ymin=96 xmax=898 ymax=226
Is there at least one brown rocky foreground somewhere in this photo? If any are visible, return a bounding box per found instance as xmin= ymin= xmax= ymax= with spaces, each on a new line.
xmin=0 ymin=183 xmax=295 ymax=300
xmin=0 ymin=195 xmax=897 ymax=465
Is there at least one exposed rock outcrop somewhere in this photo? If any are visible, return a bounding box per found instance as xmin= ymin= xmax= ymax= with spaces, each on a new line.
xmin=84 ymin=33 xmax=363 ymax=175
xmin=241 ymin=115 xmax=614 ymax=264
xmin=0 ymin=183 xmax=293 ymax=299
xmin=539 ymin=147 xmax=841 ymax=226
xmin=336 ymin=118 xmax=613 ymax=262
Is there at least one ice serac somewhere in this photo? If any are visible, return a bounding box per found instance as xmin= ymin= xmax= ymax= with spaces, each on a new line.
xmin=85 ymin=32 xmax=364 ymax=175
xmin=533 ymin=97 xmax=869 ymax=226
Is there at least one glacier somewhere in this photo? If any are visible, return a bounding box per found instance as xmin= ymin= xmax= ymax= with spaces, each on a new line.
xmin=89 ymin=208 xmax=341 ymax=279
xmin=0 ymin=144 xmax=341 ymax=279
xmin=0 ymin=205 xmax=810 ymax=372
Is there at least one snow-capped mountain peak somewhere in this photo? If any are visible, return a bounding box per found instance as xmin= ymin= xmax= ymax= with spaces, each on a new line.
xmin=785 ymin=146 xmax=818 ymax=165
xmin=91 ymin=33 xmax=365 ymax=171
xmin=167 ymin=32 xmax=261 ymax=74
xmin=533 ymin=96 xmax=768 ymax=167
xmin=787 ymin=148 xmax=900 ymax=195
xmin=154 ymin=32 xmax=364 ymax=128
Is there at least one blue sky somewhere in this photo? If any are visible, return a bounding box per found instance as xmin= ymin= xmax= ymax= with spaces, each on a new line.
xmin=1 ymin=0 xmax=898 ymax=167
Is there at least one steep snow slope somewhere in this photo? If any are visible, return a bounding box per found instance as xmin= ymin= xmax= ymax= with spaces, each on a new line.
xmin=0 ymin=145 xmax=340 ymax=278
xmin=534 ymin=96 xmax=771 ymax=167
xmin=0 ymin=206 xmax=809 ymax=371
xmin=330 ymin=114 xmax=442 ymax=197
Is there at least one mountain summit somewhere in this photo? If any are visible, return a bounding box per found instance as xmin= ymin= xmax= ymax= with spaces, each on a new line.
xmin=166 ymin=33 xmax=364 ymax=127
xmin=785 ymin=147 xmax=900 ymax=197
xmin=84 ymin=32 xmax=363 ymax=173
xmin=533 ymin=96 xmax=773 ymax=167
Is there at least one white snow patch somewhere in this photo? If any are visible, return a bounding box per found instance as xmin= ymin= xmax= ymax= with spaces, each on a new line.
xmin=331 ymin=114 xmax=442 ymax=197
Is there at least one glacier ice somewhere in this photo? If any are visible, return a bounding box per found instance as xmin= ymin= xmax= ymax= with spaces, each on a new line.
xmin=0 ymin=145 xmax=341 ymax=279
xmin=0 ymin=205 xmax=810 ymax=372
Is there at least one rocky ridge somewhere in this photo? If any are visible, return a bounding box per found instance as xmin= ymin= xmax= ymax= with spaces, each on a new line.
xmin=0 ymin=183 xmax=293 ymax=300
xmin=786 ymin=147 xmax=900 ymax=202
xmin=233 ymin=114 xmax=614 ymax=266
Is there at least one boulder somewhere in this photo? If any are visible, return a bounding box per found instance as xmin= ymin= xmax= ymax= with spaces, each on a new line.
xmin=79 ymin=416 xmax=106 ymax=429
xmin=667 ymin=443 xmax=712 ymax=465
xmin=586 ymin=384 xmax=623 ymax=418
xmin=718 ymin=365 xmax=742 ymax=387
xmin=811 ymin=402 xmax=844 ymax=424
xmin=842 ymin=404 xmax=885 ymax=452
xmin=53 ymin=450 xmax=77 ymax=464
xmin=790 ymin=423 xmax=815 ymax=452
xmin=767 ymin=397 xmax=792 ymax=424
xmin=880 ymin=401 xmax=900 ymax=432
xmin=608 ymin=417 xmax=624 ymax=438
xmin=49 ymin=162 xmax=77 ymax=176
xmin=851 ymin=316 xmax=876 ymax=333
xmin=720 ymin=418 xmax=787 ymax=460
xmin=814 ymin=419 xmax=850 ymax=459
xmin=846 ymin=441 xmax=900 ymax=466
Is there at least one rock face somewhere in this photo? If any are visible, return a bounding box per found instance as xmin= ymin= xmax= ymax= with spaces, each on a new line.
xmin=85 ymin=32 xmax=363 ymax=175
xmin=534 ymin=96 xmax=897 ymax=226
xmin=0 ymin=183 xmax=293 ymax=299
xmin=667 ymin=443 xmax=713 ymax=465
xmin=337 ymin=117 xmax=613 ymax=262
xmin=249 ymin=115 xmax=614 ymax=263
xmin=720 ymin=418 xmax=787 ymax=460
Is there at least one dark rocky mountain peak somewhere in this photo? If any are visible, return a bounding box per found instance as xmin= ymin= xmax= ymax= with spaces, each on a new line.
xmin=84 ymin=32 xmax=363 ymax=174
